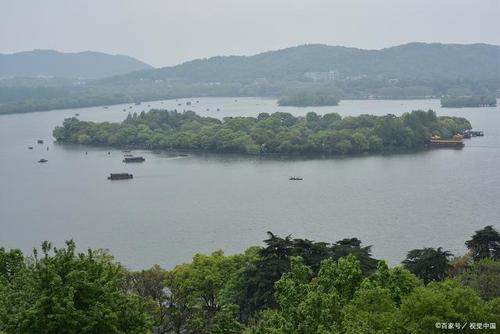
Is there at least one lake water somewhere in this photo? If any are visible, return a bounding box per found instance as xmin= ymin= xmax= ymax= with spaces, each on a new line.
xmin=1 ymin=98 xmax=499 ymax=269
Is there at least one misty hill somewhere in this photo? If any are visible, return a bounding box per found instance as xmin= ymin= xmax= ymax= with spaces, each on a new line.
xmin=0 ymin=49 xmax=152 ymax=79
xmin=108 ymin=43 xmax=500 ymax=83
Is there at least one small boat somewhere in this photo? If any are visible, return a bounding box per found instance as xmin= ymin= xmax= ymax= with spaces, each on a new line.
xmin=38 ymin=158 xmax=48 ymax=163
xmin=216 ymin=108 xmax=220 ymax=111
xmin=28 ymin=146 xmax=33 ymax=150
xmin=429 ymin=135 xmax=464 ymax=148
xmin=123 ymin=156 xmax=146 ymax=163
xmin=124 ymin=154 xmax=133 ymax=157
xmin=103 ymin=106 xmax=109 ymax=109
xmin=37 ymin=140 xmax=44 ymax=144
xmin=75 ymin=113 xmax=80 ymax=116
xmin=186 ymin=101 xmax=192 ymax=106
xmin=289 ymin=176 xmax=303 ymax=181
xmin=107 ymin=173 xmax=133 ymax=180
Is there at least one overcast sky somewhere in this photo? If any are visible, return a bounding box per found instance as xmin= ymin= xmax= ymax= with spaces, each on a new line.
xmin=1 ymin=0 xmax=499 ymax=67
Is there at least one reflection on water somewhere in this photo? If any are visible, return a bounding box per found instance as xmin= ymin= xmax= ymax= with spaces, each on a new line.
xmin=0 ymin=98 xmax=499 ymax=269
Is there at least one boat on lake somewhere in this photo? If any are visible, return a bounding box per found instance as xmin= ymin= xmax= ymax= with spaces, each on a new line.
xmin=38 ymin=158 xmax=48 ymax=163
xmin=107 ymin=173 xmax=133 ymax=180
xmin=37 ymin=139 xmax=44 ymax=144
xmin=123 ymin=156 xmax=145 ymax=163
xmin=28 ymin=146 xmax=33 ymax=149
xmin=289 ymin=176 xmax=303 ymax=181
xmin=429 ymin=135 xmax=465 ymax=148
xmin=462 ymin=130 xmax=484 ymax=138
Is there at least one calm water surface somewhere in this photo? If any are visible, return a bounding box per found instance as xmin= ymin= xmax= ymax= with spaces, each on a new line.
xmin=1 ymin=98 xmax=499 ymax=269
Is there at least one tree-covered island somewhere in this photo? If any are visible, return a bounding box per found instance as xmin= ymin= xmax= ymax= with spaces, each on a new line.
xmin=53 ymin=109 xmax=471 ymax=155
xmin=277 ymin=90 xmax=340 ymax=107
xmin=441 ymin=95 xmax=497 ymax=108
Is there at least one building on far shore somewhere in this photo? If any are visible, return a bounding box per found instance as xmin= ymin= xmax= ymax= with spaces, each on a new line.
xmin=304 ymin=70 xmax=336 ymax=82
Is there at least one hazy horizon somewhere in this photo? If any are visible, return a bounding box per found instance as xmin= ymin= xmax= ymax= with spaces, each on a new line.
xmin=2 ymin=41 xmax=500 ymax=69
xmin=1 ymin=0 xmax=499 ymax=67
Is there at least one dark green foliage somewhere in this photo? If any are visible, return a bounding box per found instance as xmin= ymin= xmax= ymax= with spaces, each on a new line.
xmin=229 ymin=233 xmax=377 ymax=321
xmin=441 ymin=95 xmax=497 ymax=108
xmin=0 ymin=248 xmax=24 ymax=284
xmin=465 ymin=225 xmax=500 ymax=262
xmin=402 ymin=247 xmax=453 ymax=284
xmin=53 ymin=109 xmax=472 ymax=155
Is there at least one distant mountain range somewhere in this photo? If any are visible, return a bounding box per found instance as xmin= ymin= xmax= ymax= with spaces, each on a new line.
xmin=107 ymin=42 xmax=500 ymax=84
xmin=0 ymin=49 xmax=152 ymax=79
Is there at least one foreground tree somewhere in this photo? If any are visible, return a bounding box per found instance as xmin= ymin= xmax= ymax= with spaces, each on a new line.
xmin=399 ymin=280 xmax=499 ymax=332
xmin=125 ymin=264 xmax=169 ymax=331
xmin=456 ymin=258 xmax=500 ymax=300
xmin=230 ymin=233 xmax=377 ymax=321
xmin=465 ymin=225 xmax=500 ymax=262
xmin=402 ymin=247 xmax=453 ymax=284
xmin=0 ymin=241 xmax=151 ymax=334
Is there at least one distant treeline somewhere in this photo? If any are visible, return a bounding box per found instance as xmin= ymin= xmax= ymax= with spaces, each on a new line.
xmin=1 ymin=77 xmax=499 ymax=114
xmin=1 ymin=226 xmax=499 ymax=333
xmin=278 ymin=89 xmax=340 ymax=107
xmin=441 ymin=95 xmax=498 ymax=108
xmin=53 ymin=109 xmax=471 ymax=155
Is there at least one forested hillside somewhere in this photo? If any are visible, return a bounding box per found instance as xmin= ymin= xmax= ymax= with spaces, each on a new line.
xmin=107 ymin=43 xmax=500 ymax=83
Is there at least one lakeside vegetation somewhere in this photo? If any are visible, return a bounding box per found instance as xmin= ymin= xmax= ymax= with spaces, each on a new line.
xmin=278 ymin=89 xmax=340 ymax=107
xmin=1 ymin=226 xmax=499 ymax=333
xmin=53 ymin=109 xmax=471 ymax=155
xmin=441 ymin=95 xmax=497 ymax=108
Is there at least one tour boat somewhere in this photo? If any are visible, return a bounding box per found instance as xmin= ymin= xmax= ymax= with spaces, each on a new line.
xmin=123 ymin=156 xmax=146 ymax=163
xmin=107 ymin=173 xmax=133 ymax=180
